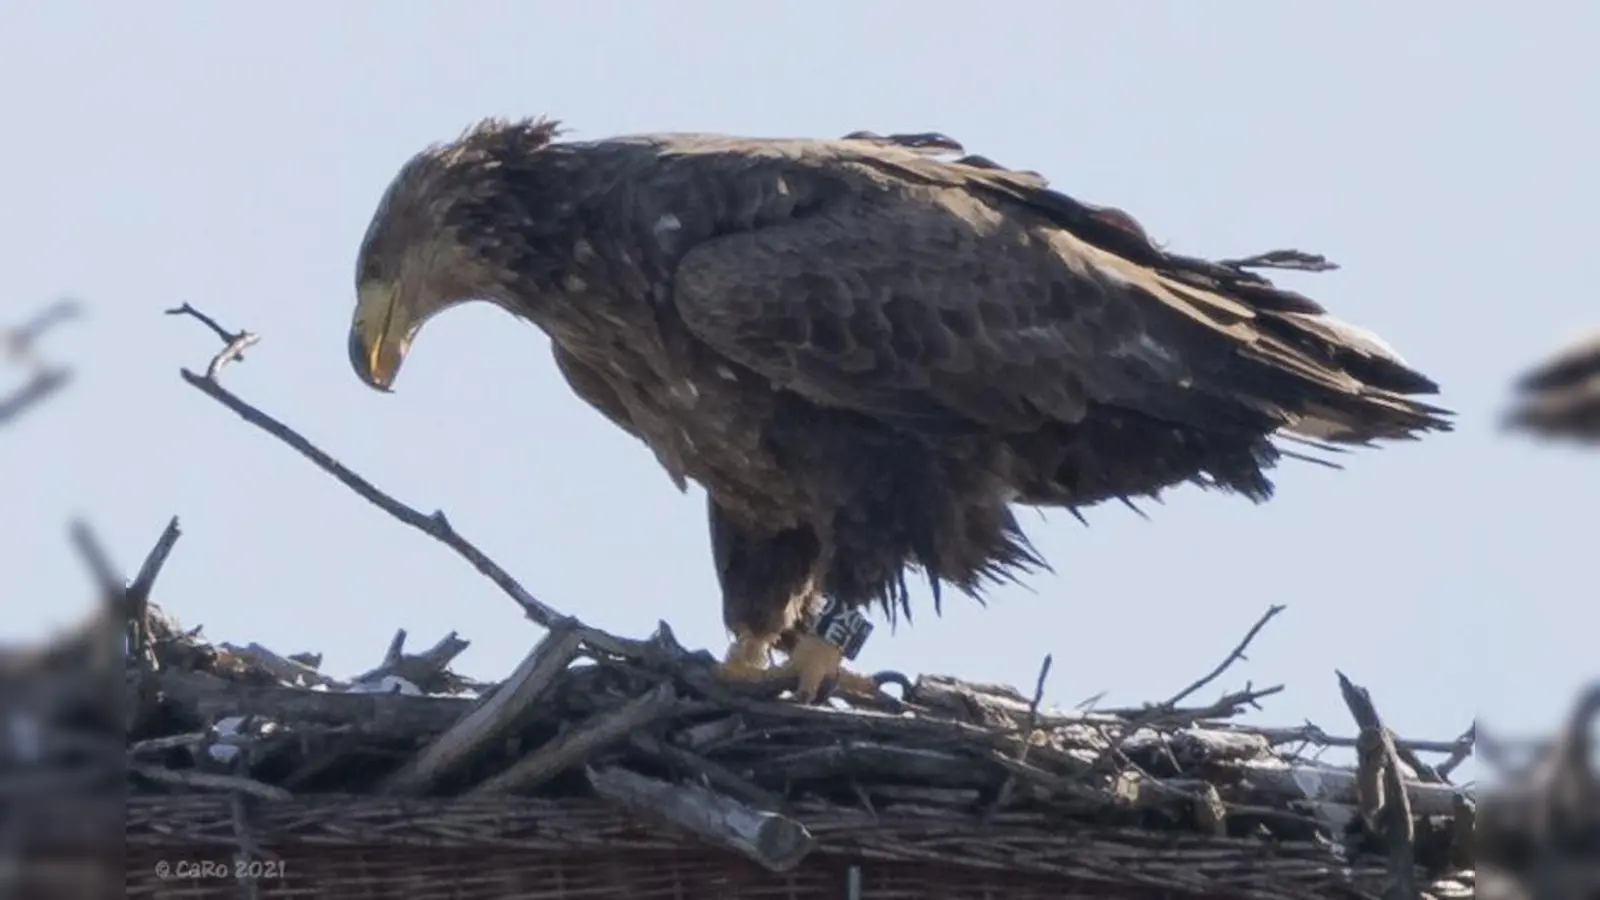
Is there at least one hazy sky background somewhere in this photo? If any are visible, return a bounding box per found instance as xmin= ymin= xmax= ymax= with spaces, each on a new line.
xmin=4 ymin=4 xmax=1594 ymax=771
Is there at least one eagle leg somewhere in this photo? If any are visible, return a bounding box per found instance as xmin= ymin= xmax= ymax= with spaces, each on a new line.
xmin=778 ymin=632 xmax=883 ymax=703
xmin=714 ymin=630 xmax=775 ymax=682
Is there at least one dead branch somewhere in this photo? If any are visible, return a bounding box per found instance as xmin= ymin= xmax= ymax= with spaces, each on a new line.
xmin=1476 ymin=684 xmax=1600 ymax=900
xmin=124 ymin=517 xmax=184 ymax=733
xmin=219 ymin=642 xmax=347 ymax=689
xmin=1212 ymin=719 xmax=1477 ymax=784
xmin=587 ymin=765 xmax=817 ymax=873
xmin=64 ymin=519 xmax=169 ymax=735
xmin=1 ymin=299 xmax=83 ymax=427
xmin=987 ymin=653 xmax=1052 ymax=816
xmin=1168 ymin=604 xmax=1285 ymax=709
xmin=3 ymin=298 xmax=83 ymax=361
xmin=1084 ymin=605 xmax=1285 ymax=774
xmin=1337 ymin=671 xmax=1417 ymax=900
xmin=630 ymin=732 xmax=789 ymax=811
xmin=471 ymin=681 xmax=679 ymax=794
xmin=1220 ymin=720 xmax=1473 ymax=757
xmin=351 ymin=629 xmax=471 ymax=694
xmin=166 ymin=305 xmax=669 ymax=664
xmin=382 ymin=624 xmax=583 ymax=796
xmin=0 ymin=366 xmax=72 ymax=428
xmin=155 ymin=668 xmax=472 ymax=737
xmin=165 ymin=302 xmax=259 ymax=378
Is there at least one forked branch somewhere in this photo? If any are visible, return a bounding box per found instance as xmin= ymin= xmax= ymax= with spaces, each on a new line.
xmin=165 ymin=304 xmax=657 ymax=665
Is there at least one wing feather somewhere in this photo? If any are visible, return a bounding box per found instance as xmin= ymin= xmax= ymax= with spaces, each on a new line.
xmin=661 ymin=139 xmax=1449 ymax=444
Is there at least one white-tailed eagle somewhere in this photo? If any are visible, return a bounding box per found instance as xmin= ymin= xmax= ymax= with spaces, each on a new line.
xmin=348 ymin=120 xmax=1453 ymax=702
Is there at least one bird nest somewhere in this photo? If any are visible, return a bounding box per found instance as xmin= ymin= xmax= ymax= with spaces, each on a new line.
xmin=15 ymin=574 xmax=1484 ymax=900
xmin=9 ymin=303 xmax=1573 ymax=900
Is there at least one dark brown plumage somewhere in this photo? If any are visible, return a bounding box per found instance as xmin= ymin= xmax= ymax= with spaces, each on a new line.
xmin=1505 ymin=333 xmax=1600 ymax=444
xmin=348 ymin=118 xmax=1452 ymax=699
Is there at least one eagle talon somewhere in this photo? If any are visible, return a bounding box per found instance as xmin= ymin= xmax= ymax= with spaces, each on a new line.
xmin=873 ymin=670 xmax=914 ymax=696
xmin=714 ymin=632 xmax=775 ymax=683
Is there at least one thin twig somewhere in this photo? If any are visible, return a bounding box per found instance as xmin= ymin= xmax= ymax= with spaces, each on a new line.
xmin=164 ymin=303 xmax=259 ymax=378
xmin=1084 ymin=605 xmax=1285 ymax=775
xmin=1166 ymin=605 xmax=1285 ymax=710
xmin=1209 ymin=719 xmax=1476 ymax=763
xmin=1435 ymin=723 xmax=1477 ymax=780
xmin=986 ymin=653 xmax=1052 ymax=818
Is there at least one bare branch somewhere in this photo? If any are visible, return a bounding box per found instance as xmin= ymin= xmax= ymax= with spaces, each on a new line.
xmin=1 ymin=299 xmax=82 ymax=428
xmin=168 ymin=309 xmax=566 ymax=618
xmin=351 ymin=630 xmax=470 ymax=694
xmin=0 ymin=367 xmax=73 ymax=428
xmin=219 ymin=642 xmax=347 ymax=690
xmin=470 ymin=681 xmax=679 ymax=794
xmin=4 ymin=297 xmax=83 ymax=353
xmin=67 ymin=521 xmax=122 ymax=601
xmin=168 ymin=305 xmax=674 ymax=666
xmin=382 ymin=624 xmax=583 ymax=796
xmin=1337 ymin=671 xmax=1417 ymax=900
xmin=1210 ymin=718 xmax=1477 ymax=784
xmin=987 ymin=653 xmax=1052 ymax=816
xmin=1434 ymin=723 xmax=1477 ymax=780
xmin=1084 ymin=605 xmax=1286 ymax=774
xmin=587 ymin=765 xmax=817 ymax=873
xmin=1167 ymin=604 xmax=1286 ymax=709
xmin=164 ymin=303 xmax=259 ymax=378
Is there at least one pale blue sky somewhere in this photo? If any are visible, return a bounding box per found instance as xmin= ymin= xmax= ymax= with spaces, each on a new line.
xmin=4 ymin=4 xmax=1593 ymax=764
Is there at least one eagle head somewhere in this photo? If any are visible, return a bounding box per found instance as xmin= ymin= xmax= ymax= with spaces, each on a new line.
xmin=348 ymin=117 xmax=563 ymax=391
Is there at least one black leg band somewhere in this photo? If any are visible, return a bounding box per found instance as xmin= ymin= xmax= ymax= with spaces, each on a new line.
xmin=808 ymin=596 xmax=873 ymax=661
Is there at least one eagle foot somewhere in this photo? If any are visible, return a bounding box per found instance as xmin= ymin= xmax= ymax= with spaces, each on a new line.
xmin=714 ymin=632 xmax=775 ymax=683
xmin=779 ymin=632 xmax=888 ymax=705
xmin=714 ymin=624 xmax=896 ymax=708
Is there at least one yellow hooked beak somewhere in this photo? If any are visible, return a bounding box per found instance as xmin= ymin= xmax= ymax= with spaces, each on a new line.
xmin=349 ymin=283 xmax=410 ymax=392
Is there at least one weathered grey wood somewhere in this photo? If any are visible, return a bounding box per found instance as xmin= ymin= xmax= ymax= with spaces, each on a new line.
xmin=757 ymin=741 xmax=1001 ymax=787
xmin=1239 ymin=759 xmax=1467 ymax=818
xmin=352 ymin=629 xmax=471 ymax=693
xmin=471 ymin=681 xmax=678 ymax=794
xmin=384 ymin=625 xmax=583 ymax=795
xmin=588 ymin=765 xmax=817 ymax=873
xmin=220 ymin=642 xmax=347 ymax=689
xmin=156 ymin=669 xmax=472 ymax=737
